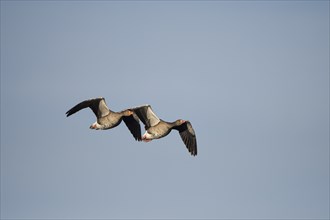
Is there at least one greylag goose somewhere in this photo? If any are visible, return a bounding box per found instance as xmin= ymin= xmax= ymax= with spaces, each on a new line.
xmin=66 ymin=97 xmax=142 ymax=141
xmin=132 ymin=105 xmax=197 ymax=156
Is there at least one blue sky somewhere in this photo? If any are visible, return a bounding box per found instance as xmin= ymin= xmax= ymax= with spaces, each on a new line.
xmin=1 ymin=1 xmax=329 ymax=219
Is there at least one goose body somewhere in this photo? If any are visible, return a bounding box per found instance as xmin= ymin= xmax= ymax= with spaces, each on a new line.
xmin=132 ymin=105 xmax=197 ymax=156
xmin=92 ymin=110 xmax=130 ymax=130
xmin=143 ymin=120 xmax=173 ymax=140
xmin=66 ymin=97 xmax=142 ymax=141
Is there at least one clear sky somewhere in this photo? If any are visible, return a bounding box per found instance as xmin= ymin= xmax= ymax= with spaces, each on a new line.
xmin=1 ymin=1 xmax=329 ymax=219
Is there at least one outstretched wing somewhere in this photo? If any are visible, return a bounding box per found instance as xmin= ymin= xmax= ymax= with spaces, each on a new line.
xmin=132 ymin=105 xmax=160 ymax=129
xmin=123 ymin=112 xmax=142 ymax=141
xmin=175 ymin=121 xmax=197 ymax=156
xmin=66 ymin=97 xmax=110 ymax=118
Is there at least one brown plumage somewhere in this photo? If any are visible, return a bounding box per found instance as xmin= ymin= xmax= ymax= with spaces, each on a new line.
xmin=66 ymin=97 xmax=142 ymax=141
xmin=132 ymin=105 xmax=197 ymax=156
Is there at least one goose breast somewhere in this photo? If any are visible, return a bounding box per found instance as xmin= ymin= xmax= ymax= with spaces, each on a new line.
xmin=147 ymin=121 xmax=172 ymax=139
xmin=98 ymin=112 xmax=123 ymax=129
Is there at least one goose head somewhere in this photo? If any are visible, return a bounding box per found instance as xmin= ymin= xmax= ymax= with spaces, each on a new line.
xmin=174 ymin=119 xmax=186 ymax=126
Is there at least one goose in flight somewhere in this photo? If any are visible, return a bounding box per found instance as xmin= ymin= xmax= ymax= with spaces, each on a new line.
xmin=132 ymin=105 xmax=197 ymax=156
xmin=66 ymin=97 xmax=142 ymax=141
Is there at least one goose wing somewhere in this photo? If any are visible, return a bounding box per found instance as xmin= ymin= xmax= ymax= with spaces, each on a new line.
xmin=123 ymin=112 xmax=142 ymax=141
xmin=132 ymin=105 xmax=160 ymax=129
xmin=175 ymin=121 xmax=197 ymax=156
xmin=66 ymin=97 xmax=110 ymax=118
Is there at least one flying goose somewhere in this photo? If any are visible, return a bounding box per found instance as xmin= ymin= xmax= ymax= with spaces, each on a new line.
xmin=132 ymin=105 xmax=197 ymax=156
xmin=66 ymin=97 xmax=142 ymax=141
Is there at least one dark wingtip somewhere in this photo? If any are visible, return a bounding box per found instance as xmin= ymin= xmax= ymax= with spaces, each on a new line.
xmin=190 ymin=146 xmax=197 ymax=156
xmin=65 ymin=110 xmax=72 ymax=117
xmin=135 ymin=135 xmax=142 ymax=141
xmin=190 ymin=151 xmax=197 ymax=156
